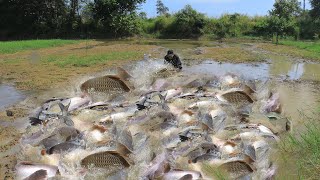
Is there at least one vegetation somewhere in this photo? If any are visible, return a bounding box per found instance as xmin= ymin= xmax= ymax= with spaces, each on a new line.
xmin=1 ymin=0 xmax=320 ymax=41
xmin=258 ymin=40 xmax=320 ymax=60
xmin=279 ymin=116 xmax=320 ymax=179
xmin=0 ymin=39 xmax=78 ymax=54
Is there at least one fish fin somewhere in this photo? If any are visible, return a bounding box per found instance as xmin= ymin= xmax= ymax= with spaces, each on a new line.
xmin=58 ymin=102 xmax=70 ymax=116
xmin=158 ymin=93 xmax=169 ymax=111
xmin=117 ymin=67 xmax=132 ymax=81
xmin=29 ymin=117 xmax=43 ymax=126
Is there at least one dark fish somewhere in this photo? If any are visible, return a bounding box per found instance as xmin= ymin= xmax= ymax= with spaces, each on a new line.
xmin=47 ymin=141 xmax=83 ymax=154
xmin=81 ymin=151 xmax=131 ymax=169
xmin=80 ymin=75 xmax=131 ymax=93
xmin=23 ymin=169 xmax=47 ymax=180
xmin=219 ymin=160 xmax=254 ymax=179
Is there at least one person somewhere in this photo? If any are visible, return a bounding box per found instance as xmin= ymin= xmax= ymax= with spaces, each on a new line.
xmin=164 ymin=50 xmax=182 ymax=69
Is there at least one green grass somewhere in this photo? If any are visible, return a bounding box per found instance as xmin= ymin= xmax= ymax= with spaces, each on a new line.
xmin=45 ymin=51 xmax=141 ymax=67
xmin=280 ymin=40 xmax=320 ymax=52
xmin=279 ymin=119 xmax=320 ymax=179
xmin=0 ymin=39 xmax=80 ymax=54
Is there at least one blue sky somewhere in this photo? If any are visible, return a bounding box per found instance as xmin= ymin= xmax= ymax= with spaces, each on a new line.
xmin=139 ymin=0 xmax=309 ymax=17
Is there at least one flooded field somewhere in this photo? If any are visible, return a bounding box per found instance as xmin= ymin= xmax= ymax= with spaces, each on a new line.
xmin=0 ymin=40 xmax=320 ymax=179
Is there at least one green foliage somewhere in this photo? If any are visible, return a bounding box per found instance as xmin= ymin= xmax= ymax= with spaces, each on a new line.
xmin=310 ymin=0 xmax=320 ymax=19
xmin=156 ymin=0 xmax=169 ymax=16
xmin=168 ymin=5 xmax=207 ymax=38
xmin=0 ymin=39 xmax=78 ymax=54
xmin=267 ymin=0 xmax=301 ymax=43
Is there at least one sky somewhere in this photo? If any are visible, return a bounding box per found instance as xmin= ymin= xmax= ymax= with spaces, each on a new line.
xmin=139 ymin=0 xmax=310 ymax=18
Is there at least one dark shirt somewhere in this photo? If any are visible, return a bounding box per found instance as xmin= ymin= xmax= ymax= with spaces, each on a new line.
xmin=164 ymin=53 xmax=182 ymax=69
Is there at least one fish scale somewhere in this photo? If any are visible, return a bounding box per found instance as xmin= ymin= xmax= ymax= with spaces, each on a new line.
xmin=222 ymin=91 xmax=253 ymax=104
xmin=220 ymin=161 xmax=253 ymax=178
xmin=81 ymin=76 xmax=131 ymax=93
xmin=81 ymin=151 xmax=130 ymax=169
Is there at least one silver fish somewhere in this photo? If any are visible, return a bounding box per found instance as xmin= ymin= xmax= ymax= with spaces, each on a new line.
xmin=15 ymin=161 xmax=59 ymax=179
xmin=162 ymin=170 xmax=202 ymax=180
xmin=217 ymin=89 xmax=254 ymax=105
xmin=23 ymin=169 xmax=47 ymax=180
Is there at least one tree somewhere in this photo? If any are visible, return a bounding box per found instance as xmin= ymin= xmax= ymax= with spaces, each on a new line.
xmin=310 ymin=0 xmax=320 ymax=19
xmin=89 ymin=0 xmax=146 ymax=37
xmin=156 ymin=0 xmax=169 ymax=16
xmin=169 ymin=5 xmax=206 ymax=38
xmin=268 ymin=0 xmax=301 ymax=44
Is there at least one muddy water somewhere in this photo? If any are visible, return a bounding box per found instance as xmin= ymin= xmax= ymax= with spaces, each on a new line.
xmin=0 ymin=84 xmax=25 ymax=111
xmin=183 ymin=57 xmax=320 ymax=127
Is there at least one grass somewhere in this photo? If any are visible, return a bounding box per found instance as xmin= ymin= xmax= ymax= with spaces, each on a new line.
xmin=278 ymin=111 xmax=320 ymax=179
xmin=258 ymin=40 xmax=320 ymax=61
xmin=45 ymin=51 xmax=141 ymax=67
xmin=0 ymin=39 xmax=79 ymax=54
xmin=279 ymin=40 xmax=320 ymax=53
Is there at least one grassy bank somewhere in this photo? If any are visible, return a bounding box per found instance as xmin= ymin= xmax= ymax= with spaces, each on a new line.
xmin=277 ymin=112 xmax=320 ymax=179
xmin=258 ymin=40 xmax=320 ymax=61
xmin=0 ymin=39 xmax=80 ymax=54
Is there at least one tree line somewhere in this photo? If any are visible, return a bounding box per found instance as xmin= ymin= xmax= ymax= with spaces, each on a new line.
xmin=0 ymin=0 xmax=319 ymax=41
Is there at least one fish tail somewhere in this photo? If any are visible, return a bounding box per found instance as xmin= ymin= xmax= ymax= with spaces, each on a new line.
xmin=158 ymin=93 xmax=169 ymax=111
xmin=58 ymin=101 xmax=70 ymax=116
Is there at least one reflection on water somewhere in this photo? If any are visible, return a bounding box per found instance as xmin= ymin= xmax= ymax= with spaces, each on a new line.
xmin=287 ymin=63 xmax=304 ymax=80
xmin=184 ymin=61 xmax=269 ymax=80
xmin=0 ymin=84 xmax=25 ymax=110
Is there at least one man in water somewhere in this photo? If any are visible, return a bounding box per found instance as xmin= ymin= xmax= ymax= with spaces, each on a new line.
xmin=164 ymin=50 xmax=182 ymax=69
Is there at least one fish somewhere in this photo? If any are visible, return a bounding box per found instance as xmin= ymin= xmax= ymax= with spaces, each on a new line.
xmin=165 ymin=87 xmax=183 ymax=100
xmin=23 ymin=169 xmax=47 ymax=180
xmin=80 ymin=75 xmax=131 ymax=93
xmin=162 ymin=170 xmax=202 ymax=180
xmin=15 ymin=161 xmax=59 ymax=179
xmin=217 ymin=89 xmax=254 ymax=104
xmin=261 ymin=92 xmax=281 ymax=113
xmin=116 ymin=129 xmax=134 ymax=153
xmin=136 ymin=91 xmax=169 ymax=111
xmin=219 ymin=160 xmax=254 ymax=179
xmin=80 ymin=151 xmax=131 ymax=169
xmin=47 ymin=141 xmax=84 ymax=155
xmin=143 ymin=152 xmax=169 ymax=179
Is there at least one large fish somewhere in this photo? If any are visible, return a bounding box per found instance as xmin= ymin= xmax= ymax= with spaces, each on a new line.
xmin=15 ymin=161 xmax=59 ymax=180
xmin=80 ymin=75 xmax=131 ymax=93
xmin=80 ymin=151 xmax=131 ymax=169
xmin=216 ymin=89 xmax=254 ymax=105
xmin=219 ymin=160 xmax=254 ymax=179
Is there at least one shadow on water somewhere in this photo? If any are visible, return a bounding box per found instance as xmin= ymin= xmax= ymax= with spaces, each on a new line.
xmin=0 ymin=84 xmax=25 ymax=111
